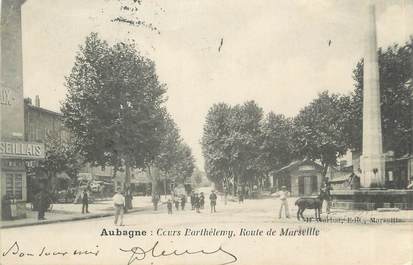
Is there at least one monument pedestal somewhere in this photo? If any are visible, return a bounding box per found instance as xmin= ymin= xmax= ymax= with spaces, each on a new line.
xmin=360 ymin=154 xmax=385 ymax=187
xmin=331 ymin=189 xmax=413 ymax=211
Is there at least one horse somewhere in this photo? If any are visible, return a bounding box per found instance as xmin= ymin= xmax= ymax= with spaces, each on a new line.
xmin=295 ymin=190 xmax=329 ymax=221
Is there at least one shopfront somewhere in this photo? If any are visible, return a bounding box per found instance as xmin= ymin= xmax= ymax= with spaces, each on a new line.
xmin=0 ymin=142 xmax=45 ymax=220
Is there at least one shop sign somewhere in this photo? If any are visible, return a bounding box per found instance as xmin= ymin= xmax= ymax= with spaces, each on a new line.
xmin=0 ymin=141 xmax=45 ymax=159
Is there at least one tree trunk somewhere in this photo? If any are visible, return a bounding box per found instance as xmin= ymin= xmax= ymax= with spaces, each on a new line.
xmin=148 ymin=166 xmax=157 ymax=197
xmin=233 ymin=175 xmax=237 ymax=196
xmin=163 ymin=172 xmax=168 ymax=199
xmin=125 ymin=162 xmax=132 ymax=209
xmin=322 ymin=163 xmax=328 ymax=179
xmin=125 ymin=162 xmax=131 ymax=187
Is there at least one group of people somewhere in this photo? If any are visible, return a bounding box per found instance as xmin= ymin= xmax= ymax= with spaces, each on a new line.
xmin=189 ymin=192 xmax=205 ymax=213
xmin=162 ymin=190 xmax=218 ymax=215
xmin=166 ymin=194 xmax=187 ymax=214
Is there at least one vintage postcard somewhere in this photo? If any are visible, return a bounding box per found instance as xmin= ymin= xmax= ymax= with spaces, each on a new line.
xmin=1 ymin=0 xmax=412 ymax=264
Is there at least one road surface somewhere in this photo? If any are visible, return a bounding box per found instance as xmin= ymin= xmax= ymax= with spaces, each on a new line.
xmin=1 ymin=188 xmax=412 ymax=265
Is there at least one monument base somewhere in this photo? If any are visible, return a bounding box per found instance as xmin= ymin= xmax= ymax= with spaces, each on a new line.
xmin=330 ymin=189 xmax=413 ymax=211
xmin=360 ymin=154 xmax=385 ymax=188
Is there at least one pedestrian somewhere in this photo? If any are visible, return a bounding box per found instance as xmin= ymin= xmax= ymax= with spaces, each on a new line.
xmin=209 ymin=190 xmax=217 ymax=213
xmin=174 ymin=197 xmax=180 ymax=211
xmin=125 ymin=187 xmax=133 ymax=211
xmin=35 ymin=188 xmax=49 ymax=220
xmin=81 ymin=189 xmax=89 ymax=214
xmin=274 ymin=186 xmax=290 ymax=218
xmin=190 ymin=192 xmax=195 ymax=210
xmin=152 ymin=193 xmax=160 ymax=211
xmin=238 ymin=190 xmax=244 ymax=203
xmin=199 ymin=192 xmax=205 ymax=209
xmin=113 ymin=188 xmax=125 ymax=226
xmin=223 ymin=186 xmax=228 ymax=205
xmin=194 ymin=193 xmax=200 ymax=213
xmin=245 ymin=186 xmax=250 ymax=199
xmin=180 ymin=194 xmax=186 ymax=210
xmin=321 ymin=180 xmax=332 ymax=214
xmin=167 ymin=199 xmax=173 ymax=214
xmin=1 ymin=195 xmax=12 ymax=220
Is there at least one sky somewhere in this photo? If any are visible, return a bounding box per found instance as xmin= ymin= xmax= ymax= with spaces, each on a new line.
xmin=21 ymin=0 xmax=413 ymax=168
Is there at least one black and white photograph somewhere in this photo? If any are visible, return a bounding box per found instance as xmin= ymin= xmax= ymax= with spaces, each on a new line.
xmin=0 ymin=0 xmax=412 ymax=264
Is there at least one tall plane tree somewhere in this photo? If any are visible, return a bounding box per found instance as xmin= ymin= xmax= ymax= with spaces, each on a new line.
xmin=259 ymin=112 xmax=294 ymax=181
xmin=201 ymin=103 xmax=233 ymax=191
xmin=62 ymin=33 xmax=166 ymax=189
xmin=229 ymin=101 xmax=264 ymax=192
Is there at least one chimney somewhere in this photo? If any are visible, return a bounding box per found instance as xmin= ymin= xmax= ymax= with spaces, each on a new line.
xmin=35 ymin=95 xmax=40 ymax=107
xmin=24 ymin=97 xmax=32 ymax=105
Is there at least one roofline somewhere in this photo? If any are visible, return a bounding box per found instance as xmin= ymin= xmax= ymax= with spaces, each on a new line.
xmin=273 ymin=159 xmax=323 ymax=175
xmin=25 ymin=104 xmax=63 ymax=117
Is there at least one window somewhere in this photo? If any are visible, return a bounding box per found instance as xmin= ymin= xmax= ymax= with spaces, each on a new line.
xmin=5 ymin=173 xmax=23 ymax=200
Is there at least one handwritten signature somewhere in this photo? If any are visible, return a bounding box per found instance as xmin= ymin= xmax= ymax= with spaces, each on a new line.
xmin=2 ymin=241 xmax=237 ymax=265
xmin=2 ymin=241 xmax=100 ymax=258
xmin=120 ymin=241 xmax=238 ymax=265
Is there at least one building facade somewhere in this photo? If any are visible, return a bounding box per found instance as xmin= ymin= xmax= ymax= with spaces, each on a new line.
xmin=272 ymin=159 xmax=324 ymax=196
xmin=24 ymin=97 xmax=69 ymax=144
xmin=23 ymin=97 xmax=70 ymax=202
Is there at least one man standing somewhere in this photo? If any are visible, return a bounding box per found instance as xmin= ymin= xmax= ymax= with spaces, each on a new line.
xmin=124 ymin=187 xmax=133 ymax=212
xmin=321 ymin=180 xmax=332 ymax=214
xmin=113 ymin=189 xmax=125 ymax=226
xmin=167 ymin=199 xmax=173 ymax=214
xmin=274 ymin=186 xmax=290 ymax=219
xmin=36 ymin=188 xmax=49 ymax=220
xmin=238 ymin=189 xmax=244 ymax=204
xmin=174 ymin=197 xmax=180 ymax=211
xmin=223 ymin=185 xmax=228 ymax=205
xmin=81 ymin=189 xmax=89 ymax=214
xmin=209 ymin=190 xmax=217 ymax=213
xmin=194 ymin=193 xmax=200 ymax=213
xmin=199 ymin=192 xmax=205 ymax=209
xmin=180 ymin=194 xmax=186 ymax=210
xmin=190 ymin=192 xmax=195 ymax=210
xmin=152 ymin=193 xmax=160 ymax=211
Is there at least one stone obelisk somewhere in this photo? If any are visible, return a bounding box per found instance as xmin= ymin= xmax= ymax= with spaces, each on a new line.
xmin=360 ymin=3 xmax=385 ymax=188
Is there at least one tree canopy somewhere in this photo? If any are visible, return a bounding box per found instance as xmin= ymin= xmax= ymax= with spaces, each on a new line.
xmin=153 ymin=114 xmax=195 ymax=185
xmin=62 ymin=33 xmax=167 ymax=175
xmin=29 ymin=132 xmax=83 ymax=190
xmin=260 ymin=112 xmax=294 ymax=176
xmin=202 ymin=101 xmax=267 ymax=192
xmin=201 ymin=103 xmax=233 ymax=189
xmin=349 ymin=38 xmax=413 ymax=156
xmin=292 ymin=91 xmax=351 ymax=174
